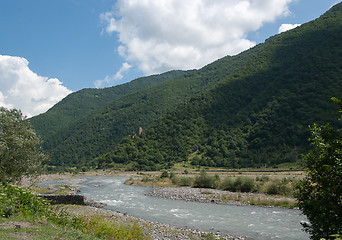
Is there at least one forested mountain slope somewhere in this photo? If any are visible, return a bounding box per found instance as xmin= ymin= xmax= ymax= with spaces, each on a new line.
xmin=98 ymin=3 xmax=342 ymax=170
xmin=32 ymin=48 xmax=257 ymax=168
xmin=30 ymin=70 xmax=188 ymax=140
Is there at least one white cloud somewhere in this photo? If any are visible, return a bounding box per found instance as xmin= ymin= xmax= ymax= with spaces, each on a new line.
xmin=94 ymin=62 xmax=132 ymax=88
xmin=101 ymin=0 xmax=294 ymax=76
xmin=0 ymin=55 xmax=72 ymax=117
xmin=278 ymin=23 xmax=301 ymax=33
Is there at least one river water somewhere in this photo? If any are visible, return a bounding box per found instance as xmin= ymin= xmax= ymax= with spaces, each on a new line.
xmin=40 ymin=177 xmax=309 ymax=239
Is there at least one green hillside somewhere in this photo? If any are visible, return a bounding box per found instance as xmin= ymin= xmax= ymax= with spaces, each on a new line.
xmin=32 ymin=49 xmax=256 ymax=168
xmin=98 ymin=3 xmax=342 ymax=170
xmin=30 ymin=70 xmax=188 ymax=140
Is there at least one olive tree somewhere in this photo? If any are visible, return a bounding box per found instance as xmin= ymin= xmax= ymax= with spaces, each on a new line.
xmin=0 ymin=107 xmax=48 ymax=183
xmin=296 ymin=98 xmax=342 ymax=239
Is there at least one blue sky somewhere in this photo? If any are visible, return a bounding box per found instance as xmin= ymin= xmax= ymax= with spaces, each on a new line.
xmin=0 ymin=0 xmax=340 ymax=116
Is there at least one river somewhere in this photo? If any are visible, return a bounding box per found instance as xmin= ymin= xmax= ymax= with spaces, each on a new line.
xmin=39 ymin=176 xmax=309 ymax=239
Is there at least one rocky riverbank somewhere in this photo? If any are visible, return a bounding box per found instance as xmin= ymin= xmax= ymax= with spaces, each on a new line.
xmin=63 ymin=205 xmax=246 ymax=240
xmin=146 ymin=186 xmax=297 ymax=208
xmin=29 ymin=174 xmax=246 ymax=239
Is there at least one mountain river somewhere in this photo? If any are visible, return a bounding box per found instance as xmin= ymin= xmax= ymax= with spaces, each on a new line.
xmin=40 ymin=177 xmax=309 ymax=239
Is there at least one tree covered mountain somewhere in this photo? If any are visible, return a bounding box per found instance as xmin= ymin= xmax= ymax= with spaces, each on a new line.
xmin=96 ymin=3 xmax=342 ymax=170
xmin=30 ymin=3 xmax=342 ymax=170
xmin=30 ymin=70 xmax=189 ymax=140
xmin=31 ymin=49 xmax=255 ymax=168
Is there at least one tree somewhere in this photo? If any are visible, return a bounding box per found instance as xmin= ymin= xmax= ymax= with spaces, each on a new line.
xmin=296 ymin=98 xmax=342 ymax=239
xmin=0 ymin=107 xmax=48 ymax=183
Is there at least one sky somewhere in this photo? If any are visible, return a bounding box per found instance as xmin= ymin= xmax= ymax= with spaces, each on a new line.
xmin=0 ymin=0 xmax=340 ymax=117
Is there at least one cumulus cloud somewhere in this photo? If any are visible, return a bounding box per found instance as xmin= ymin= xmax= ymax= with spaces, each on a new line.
xmin=101 ymin=0 xmax=293 ymax=76
xmin=0 ymin=55 xmax=72 ymax=117
xmin=278 ymin=23 xmax=301 ymax=33
xmin=94 ymin=62 xmax=132 ymax=88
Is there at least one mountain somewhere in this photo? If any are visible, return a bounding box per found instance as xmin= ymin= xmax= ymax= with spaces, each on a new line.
xmin=31 ymin=49 xmax=255 ymax=168
xmin=97 ymin=3 xmax=342 ymax=170
xmin=30 ymin=70 xmax=189 ymax=140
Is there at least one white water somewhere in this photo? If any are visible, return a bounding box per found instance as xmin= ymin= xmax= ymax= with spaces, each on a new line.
xmin=40 ymin=177 xmax=309 ymax=239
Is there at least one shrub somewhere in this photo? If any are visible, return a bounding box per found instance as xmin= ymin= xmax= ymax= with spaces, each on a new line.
xmin=160 ymin=170 xmax=169 ymax=178
xmin=265 ymin=182 xmax=280 ymax=195
xmin=240 ymin=177 xmax=256 ymax=192
xmin=141 ymin=176 xmax=153 ymax=182
xmin=0 ymin=183 xmax=50 ymax=218
xmin=220 ymin=176 xmax=234 ymax=191
xmin=193 ymin=170 xmax=220 ymax=189
xmin=265 ymin=179 xmax=295 ymax=196
xmin=256 ymin=175 xmax=270 ymax=182
xmin=178 ymin=177 xmax=193 ymax=186
xmin=233 ymin=177 xmax=255 ymax=192
xmin=0 ymin=184 xmax=146 ymax=239
xmin=220 ymin=176 xmax=255 ymax=192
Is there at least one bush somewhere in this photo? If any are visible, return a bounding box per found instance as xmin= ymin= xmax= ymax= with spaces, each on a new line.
xmin=0 ymin=184 xmax=146 ymax=239
xmin=141 ymin=176 xmax=153 ymax=182
xmin=220 ymin=176 xmax=234 ymax=191
xmin=0 ymin=183 xmax=50 ymax=218
xmin=220 ymin=176 xmax=255 ymax=192
xmin=265 ymin=179 xmax=295 ymax=196
xmin=178 ymin=177 xmax=193 ymax=186
xmin=193 ymin=170 xmax=220 ymax=189
xmin=160 ymin=170 xmax=169 ymax=178
xmin=256 ymin=175 xmax=270 ymax=182
xmin=265 ymin=182 xmax=280 ymax=195
xmin=233 ymin=177 xmax=255 ymax=192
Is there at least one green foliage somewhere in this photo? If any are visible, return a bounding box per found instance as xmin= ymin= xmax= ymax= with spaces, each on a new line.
xmin=0 ymin=184 xmax=146 ymax=239
xmin=30 ymin=70 xmax=188 ymax=141
xmin=0 ymin=214 xmax=99 ymax=240
xmin=0 ymin=107 xmax=48 ymax=183
xmin=247 ymin=198 xmax=296 ymax=208
xmin=220 ymin=176 xmax=256 ymax=193
xmin=160 ymin=170 xmax=169 ymax=178
xmin=193 ymin=170 xmax=220 ymax=189
xmin=296 ymin=98 xmax=342 ymax=239
xmin=233 ymin=177 xmax=256 ymax=193
xmin=0 ymin=183 xmax=84 ymax=232
xmin=264 ymin=178 xmax=295 ymax=196
xmin=82 ymin=215 xmax=146 ymax=240
xmin=255 ymin=175 xmax=269 ymax=182
xmin=0 ymin=184 xmax=51 ymax=219
xmin=177 ymin=177 xmax=194 ymax=186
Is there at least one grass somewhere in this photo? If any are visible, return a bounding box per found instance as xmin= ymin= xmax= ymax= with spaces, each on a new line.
xmin=219 ymin=194 xmax=298 ymax=208
xmin=0 ymin=214 xmax=98 ymax=240
xmin=248 ymin=199 xmax=297 ymax=208
xmin=125 ymin=176 xmax=175 ymax=187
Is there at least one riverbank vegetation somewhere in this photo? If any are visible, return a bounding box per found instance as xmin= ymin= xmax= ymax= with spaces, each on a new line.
xmin=125 ymin=170 xmax=300 ymax=208
xmin=296 ymin=98 xmax=342 ymax=239
xmin=0 ymin=182 xmax=237 ymax=240
xmin=0 ymin=183 xmax=149 ymax=240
